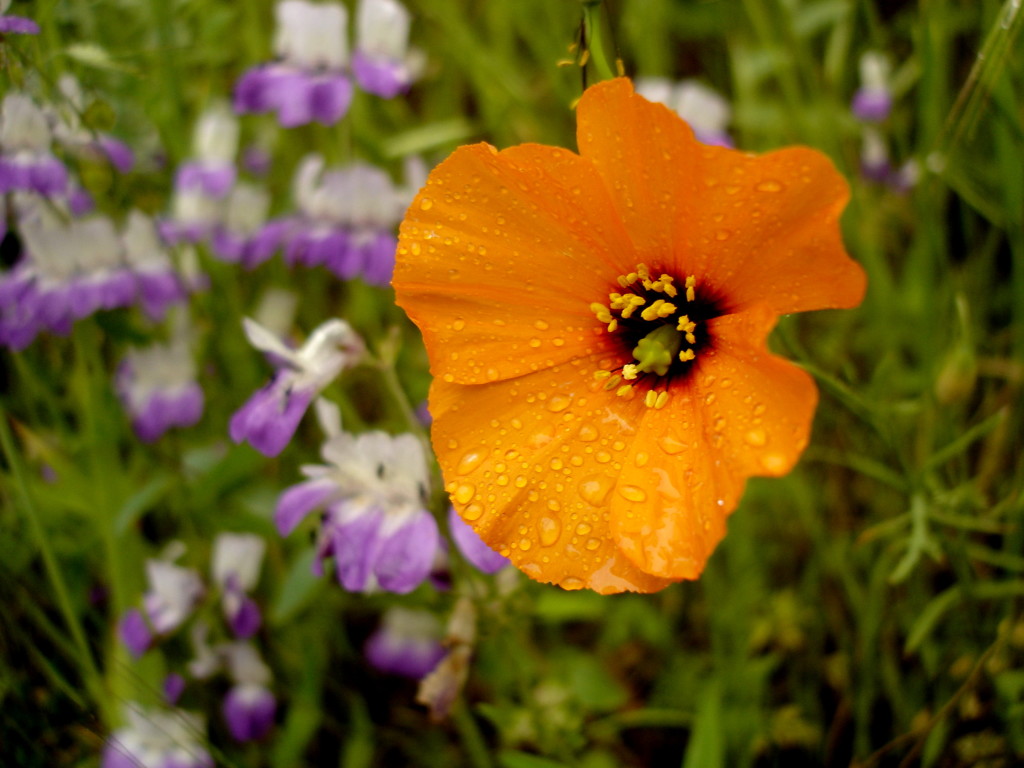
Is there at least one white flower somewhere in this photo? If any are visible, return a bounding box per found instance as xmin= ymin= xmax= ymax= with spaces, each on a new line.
xmin=275 ymin=0 xmax=349 ymax=70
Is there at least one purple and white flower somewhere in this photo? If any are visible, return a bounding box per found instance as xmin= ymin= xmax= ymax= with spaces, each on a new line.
xmin=119 ymin=558 xmax=205 ymax=658
xmin=275 ymin=430 xmax=440 ymax=594
xmin=852 ymin=51 xmax=893 ymax=123
xmin=211 ymin=532 xmax=266 ymax=639
xmin=221 ymin=643 xmax=276 ymax=742
xmin=0 ymin=93 xmax=68 ymax=196
xmin=0 ymin=0 xmax=39 ymax=34
xmin=234 ymin=0 xmax=353 ymax=127
xmin=366 ymin=607 xmax=446 ymax=678
xmin=283 ymin=154 xmax=420 ymax=285
xmin=48 ymin=75 xmax=135 ymax=173
xmin=860 ymin=127 xmax=891 ymax=183
xmin=102 ymin=705 xmax=213 ymax=768
xmin=635 ymin=77 xmax=733 ymax=147
xmin=160 ymin=106 xmax=238 ymax=245
xmin=352 ymin=0 xmax=422 ymax=98
xmin=115 ymin=322 xmax=203 ymax=443
xmin=211 ymin=183 xmax=285 ymax=268
xmin=122 ymin=210 xmax=190 ymax=320
xmin=230 ymin=317 xmax=364 ymax=456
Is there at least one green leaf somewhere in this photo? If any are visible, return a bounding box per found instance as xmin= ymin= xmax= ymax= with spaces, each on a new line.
xmin=115 ymin=474 xmax=172 ymax=535
xmin=62 ymin=43 xmax=137 ymax=74
xmin=498 ymin=751 xmax=573 ymax=768
xmin=682 ymin=681 xmax=724 ymax=768
xmin=270 ymin=548 xmax=324 ymax=625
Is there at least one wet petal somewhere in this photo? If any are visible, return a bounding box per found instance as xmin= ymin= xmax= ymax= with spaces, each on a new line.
xmin=576 ymin=78 xmax=865 ymax=315
xmin=394 ymin=142 xmax=634 ymax=385
xmin=429 ymin=355 xmax=672 ymax=594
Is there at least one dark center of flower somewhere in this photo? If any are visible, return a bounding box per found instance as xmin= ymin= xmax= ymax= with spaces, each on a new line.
xmin=590 ymin=263 xmax=723 ymax=408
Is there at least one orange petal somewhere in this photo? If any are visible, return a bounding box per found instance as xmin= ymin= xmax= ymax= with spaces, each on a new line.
xmin=608 ymin=304 xmax=819 ymax=581
xmin=429 ymin=353 xmax=673 ymax=594
xmin=394 ymin=142 xmax=636 ymax=386
xmin=576 ymin=78 xmax=866 ymax=315
xmin=609 ymin=390 xmax=744 ymax=580
xmin=702 ymin=304 xmax=819 ymax=478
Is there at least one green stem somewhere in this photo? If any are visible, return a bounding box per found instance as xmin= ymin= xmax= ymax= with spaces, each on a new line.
xmin=582 ymin=1 xmax=618 ymax=83
xmin=453 ymin=701 xmax=494 ymax=768
xmin=0 ymin=409 xmax=106 ymax=709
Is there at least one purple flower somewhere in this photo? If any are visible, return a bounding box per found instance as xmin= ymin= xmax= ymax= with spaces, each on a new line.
xmin=115 ymin=325 xmax=204 ymax=443
xmin=223 ymin=684 xmax=276 ymax=742
xmin=0 ymin=93 xmax=68 ymax=197
xmin=230 ymin=317 xmax=363 ymax=456
xmin=211 ymin=533 xmax=265 ymax=639
xmin=234 ymin=1 xmax=353 ymax=127
xmin=0 ymin=0 xmax=39 ymax=34
xmin=122 ymin=211 xmax=189 ymax=320
xmin=276 ymin=430 xmax=441 ymax=594
xmin=117 ymin=559 xmax=204 ymax=656
xmin=163 ymin=674 xmax=186 ymax=705
xmin=48 ymin=75 xmax=135 ymax=174
xmin=448 ymin=507 xmax=510 ymax=575
xmin=366 ymin=608 xmax=446 ymax=678
xmin=210 ymin=183 xmax=284 ymax=268
xmin=852 ymin=52 xmax=893 ymax=123
xmin=102 ymin=706 xmax=213 ymax=768
xmin=352 ymin=0 xmax=420 ymax=98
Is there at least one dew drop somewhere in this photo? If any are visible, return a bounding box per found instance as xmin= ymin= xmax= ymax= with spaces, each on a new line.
xmin=576 ymin=522 xmax=593 ymax=535
xmin=579 ymin=476 xmax=612 ymax=506
xmin=442 ymin=373 xmax=455 ymax=383
xmin=562 ymin=577 xmax=584 ymax=591
xmin=410 ymin=242 xmax=421 ymax=255
xmin=546 ymin=395 xmax=571 ymax=413
xmin=529 ymin=338 xmax=542 ymax=348
xmin=453 ymin=319 xmax=466 ymax=331
xmin=552 ymin=337 xmax=566 ymax=347
xmin=745 ymin=429 xmax=767 ymax=447
xmin=715 ymin=229 xmax=731 ymax=241
xmin=453 ymin=484 xmax=475 ymax=504
xmin=657 ymin=435 xmax=686 ymax=455
xmin=634 ymin=451 xmax=649 ymax=467
xmin=519 ymin=538 xmax=533 ymax=552
xmin=720 ymin=378 xmax=732 ymax=388
xmin=595 ymin=451 xmax=612 ymax=464
xmin=457 ymin=451 xmax=485 ymax=475
xmin=754 ymin=403 xmax=767 ymax=416
xmin=585 ymin=538 xmax=601 ymax=551
xmin=704 ymin=393 xmax=716 ymax=405
xmin=419 ymin=198 xmax=433 ymax=210
xmin=538 ymin=516 xmax=561 ymax=547
xmin=756 ymin=180 xmax=783 ymax=192
xmin=577 ymin=423 xmax=599 ymax=442
xmin=618 ymin=485 xmax=647 ymax=503
xmin=534 ymin=320 xmax=549 ymax=331
xmin=463 ymin=503 xmax=484 ymax=521
xmin=514 ymin=475 xmax=528 ymax=488
xmin=761 ymin=453 xmax=788 ymax=473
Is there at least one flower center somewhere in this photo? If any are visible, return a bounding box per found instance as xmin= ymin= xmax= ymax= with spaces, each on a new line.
xmin=590 ymin=263 xmax=712 ymax=409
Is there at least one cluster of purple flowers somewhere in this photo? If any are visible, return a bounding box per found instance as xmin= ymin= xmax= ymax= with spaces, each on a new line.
xmin=0 ymin=204 xmax=189 ymax=349
xmin=234 ymin=0 xmax=422 ymax=128
xmin=115 ymin=534 xmax=276 ymax=750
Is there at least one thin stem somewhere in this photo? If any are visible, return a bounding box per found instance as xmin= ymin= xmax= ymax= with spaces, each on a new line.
xmin=582 ymin=1 xmax=618 ymax=83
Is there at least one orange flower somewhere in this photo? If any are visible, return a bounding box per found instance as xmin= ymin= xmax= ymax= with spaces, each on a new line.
xmin=393 ymin=78 xmax=865 ymax=594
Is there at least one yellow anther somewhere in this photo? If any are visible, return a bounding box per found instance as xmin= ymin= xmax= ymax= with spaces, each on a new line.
xmin=679 ymin=349 xmax=696 ymax=362
xmin=625 ymin=272 xmax=638 ymax=284
xmin=685 ymin=275 xmax=696 ymax=303
xmin=622 ymin=364 xmax=639 ymax=381
xmin=593 ymin=370 xmax=611 ymax=380
xmin=640 ymin=300 xmax=677 ymax=322
xmin=617 ymin=275 xmax=631 ymax=288
xmin=644 ymin=390 xmax=658 ymax=408
xmin=676 ymin=315 xmax=695 ymax=333
xmin=620 ymin=298 xmax=645 ymax=319
xmin=607 ymin=319 xmax=618 ymax=332
xmin=685 ymin=332 xmax=696 ymax=345
xmin=616 ymin=384 xmax=635 ymax=398
xmin=579 ymin=50 xmax=590 ymax=67
xmin=637 ymin=264 xmax=650 ymax=281
xmin=603 ymin=374 xmax=622 ymax=391
xmin=654 ymin=391 xmax=670 ymax=409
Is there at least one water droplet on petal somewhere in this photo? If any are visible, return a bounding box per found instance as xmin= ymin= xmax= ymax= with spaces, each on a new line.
xmin=419 ymin=198 xmax=433 ymax=210
xmin=618 ymin=485 xmax=647 ymax=503
xmin=576 ymin=522 xmax=593 ymax=535
xmin=761 ymin=453 xmax=788 ymax=473
xmin=756 ymin=180 xmax=784 ymax=192
xmin=453 ymin=319 xmax=466 ymax=331
xmin=547 ymin=395 xmax=571 ymax=413
xmin=634 ymin=451 xmax=649 ymax=467
xmin=657 ymin=435 xmax=686 ymax=455
xmin=519 ymin=538 xmax=533 ymax=551
xmin=578 ymin=477 xmax=613 ymax=506
xmin=562 ymin=577 xmax=584 ymax=591
xmin=534 ymin=320 xmax=549 ymax=331
xmin=577 ymin=423 xmax=599 ymax=442
xmin=745 ymin=429 xmax=767 ymax=447
xmin=463 ymin=503 xmax=484 ymax=521
xmin=457 ymin=451 xmax=485 ymax=475
xmin=585 ymin=538 xmax=601 ymax=551
xmin=538 ymin=517 xmax=561 ymax=547
xmin=453 ymin=484 xmax=475 ymax=504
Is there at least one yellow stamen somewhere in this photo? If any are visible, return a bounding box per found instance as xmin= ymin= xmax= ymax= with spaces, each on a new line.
xmin=622 ymin=363 xmax=639 ymax=381
xmin=616 ymin=384 xmax=634 ymax=399
xmin=593 ymin=370 xmax=611 ymax=380
xmin=603 ymin=374 xmax=622 ymax=391
xmin=685 ymin=275 xmax=696 ymax=303
xmin=644 ymin=390 xmax=657 ymax=408
xmin=655 ymin=391 xmax=670 ymax=409
xmin=640 ymin=300 xmax=677 ymax=322
xmin=607 ymin=319 xmax=618 ymax=332
xmin=679 ymin=349 xmax=695 ymax=362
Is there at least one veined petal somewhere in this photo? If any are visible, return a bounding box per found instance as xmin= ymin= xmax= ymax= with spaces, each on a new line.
xmin=394 ymin=142 xmax=635 ymax=385
xmin=429 ymin=355 xmax=672 ymax=594
xmin=576 ymin=78 xmax=865 ymax=315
